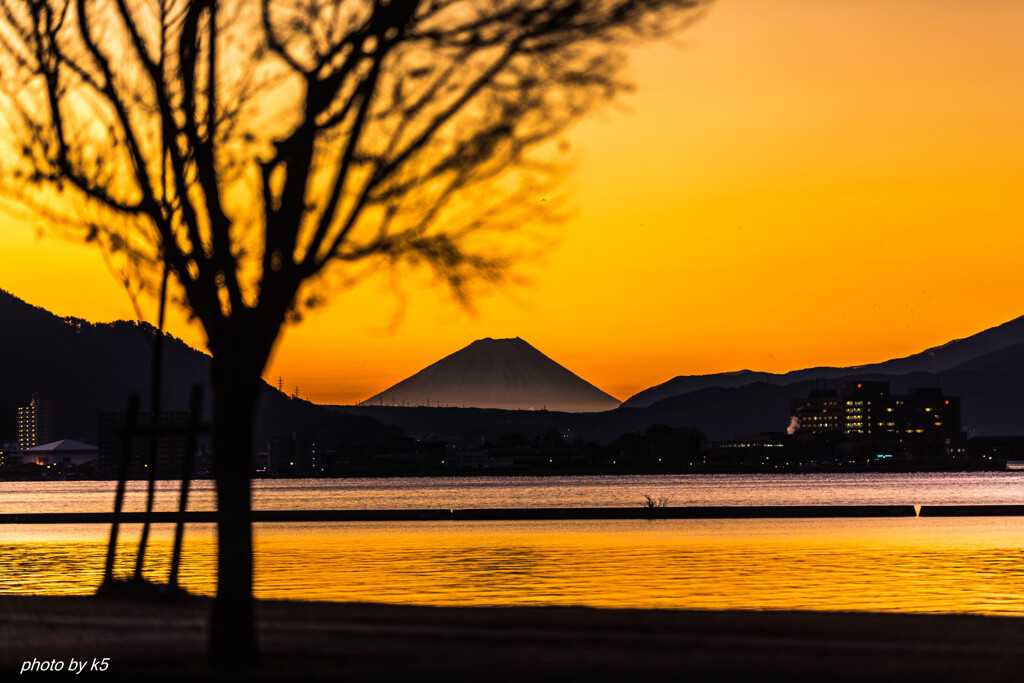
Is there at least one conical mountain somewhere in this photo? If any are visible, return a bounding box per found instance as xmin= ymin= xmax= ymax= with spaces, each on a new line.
xmin=361 ymin=338 xmax=621 ymax=412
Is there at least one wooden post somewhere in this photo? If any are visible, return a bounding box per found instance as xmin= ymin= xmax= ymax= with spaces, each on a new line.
xmin=134 ymin=264 xmax=170 ymax=580
xmin=169 ymin=384 xmax=204 ymax=592
xmin=102 ymin=395 xmax=139 ymax=587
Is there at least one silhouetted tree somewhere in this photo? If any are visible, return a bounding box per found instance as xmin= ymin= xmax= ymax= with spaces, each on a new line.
xmin=540 ymin=428 xmax=564 ymax=447
xmin=0 ymin=0 xmax=709 ymax=666
xmin=647 ymin=422 xmax=705 ymax=465
xmin=496 ymin=432 xmax=529 ymax=448
xmin=606 ymin=425 xmax=706 ymax=467
xmin=609 ymin=430 xmax=649 ymax=464
xmin=582 ymin=440 xmax=607 ymax=465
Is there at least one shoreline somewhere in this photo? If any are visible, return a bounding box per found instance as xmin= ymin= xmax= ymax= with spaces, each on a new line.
xmin=6 ymin=504 xmax=1024 ymax=524
xmin=3 ymin=596 xmax=1024 ymax=681
xmin=1 ymin=462 xmax=1014 ymax=483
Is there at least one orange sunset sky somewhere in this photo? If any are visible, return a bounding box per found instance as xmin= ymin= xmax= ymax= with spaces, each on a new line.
xmin=3 ymin=0 xmax=1024 ymax=405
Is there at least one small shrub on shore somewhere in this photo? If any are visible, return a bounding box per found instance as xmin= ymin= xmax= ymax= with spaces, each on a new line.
xmin=642 ymin=494 xmax=670 ymax=508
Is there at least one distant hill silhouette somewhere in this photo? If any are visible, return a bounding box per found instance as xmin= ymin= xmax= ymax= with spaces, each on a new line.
xmin=0 ymin=289 xmax=397 ymax=448
xmin=338 ymin=404 xmax=699 ymax=445
xmin=6 ymin=288 xmax=1023 ymax=450
xmin=360 ymin=337 xmax=621 ymax=413
xmin=626 ymin=346 xmax=1024 ymax=439
xmin=341 ymin=347 xmax=1024 ymax=442
xmin=622 ymin=316 xmax=1024 ymax=408
xmin=342 ymin=323 xmax=1024 ymax=442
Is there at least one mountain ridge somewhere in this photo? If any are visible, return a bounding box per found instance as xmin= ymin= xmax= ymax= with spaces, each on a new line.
xmin=5 ymin=287 xmax=1024 ymax=447
xmin=0 ymin=288 xmax=397 ymax=447
xmin=361 ymin=337 xmax=621 ymax=413
xmin=622 ymin=315 xmax=1024 ymax=408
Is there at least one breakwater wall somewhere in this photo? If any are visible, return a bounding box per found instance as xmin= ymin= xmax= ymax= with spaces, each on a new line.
xmin=2 ymin=504 xmax=1024 ymax=523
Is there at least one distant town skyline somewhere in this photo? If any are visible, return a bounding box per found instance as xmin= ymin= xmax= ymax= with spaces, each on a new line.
xmin=3 ymin=0 xmax=1023 ymax=404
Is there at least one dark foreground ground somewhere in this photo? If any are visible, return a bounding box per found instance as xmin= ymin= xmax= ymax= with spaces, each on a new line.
xmin=2 ymin=596 xmax=1024 ymax=682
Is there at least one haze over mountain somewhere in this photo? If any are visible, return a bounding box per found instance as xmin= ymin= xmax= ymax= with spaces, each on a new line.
xmin=623 ymin=315 xmax=1024 ymax=408
xmin=360 ymin=337 xmax=621 ymax=413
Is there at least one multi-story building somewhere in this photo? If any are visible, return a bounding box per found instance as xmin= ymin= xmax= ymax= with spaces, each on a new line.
xmin=97 ymin=410 xmax=193 ymax=478
xmin=791 ymin=388 xmax=845 ymax=433
xmin=17 ymin=395 xmax=54 ymax=451
xmin=265 ymin=434 xmax=321 ymax=476
xmin=791 ymin=381 xmax=962 ymax=454
xmin=0 ymin=443 xmax=15 ymax=471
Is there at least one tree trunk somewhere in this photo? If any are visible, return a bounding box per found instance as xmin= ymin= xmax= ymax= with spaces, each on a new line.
xmin=208 ymin=351 xmax=261 ymax=667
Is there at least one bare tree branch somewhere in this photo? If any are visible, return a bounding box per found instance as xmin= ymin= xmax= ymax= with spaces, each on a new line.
xmin=0 ymin=0 xmax=710 ymax=663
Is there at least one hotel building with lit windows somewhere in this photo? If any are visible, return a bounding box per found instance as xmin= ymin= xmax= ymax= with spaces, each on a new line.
xmin=791 ymin=381 xmax=961 ymax=442
xmin=16 ymin=395 xmax=54 ymax=451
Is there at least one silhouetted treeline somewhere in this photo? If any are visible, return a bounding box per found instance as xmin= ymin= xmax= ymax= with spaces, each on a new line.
xmin=285 ymin=424 xmax=709 ymax=476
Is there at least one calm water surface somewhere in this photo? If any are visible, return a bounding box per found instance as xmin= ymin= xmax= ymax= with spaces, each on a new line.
xmin=2 ymin=472 xmax=1023 ymax=513
xmin=2 ymin=473 xmax=1023 ymax=614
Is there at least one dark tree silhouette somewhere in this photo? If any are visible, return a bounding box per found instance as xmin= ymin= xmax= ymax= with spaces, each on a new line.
xmin=0 ymin=0 xmax=709 ymax=666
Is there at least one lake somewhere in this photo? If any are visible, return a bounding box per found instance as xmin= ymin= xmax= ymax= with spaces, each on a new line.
xmin=2 ymin=473 xmax=1023 ymax=614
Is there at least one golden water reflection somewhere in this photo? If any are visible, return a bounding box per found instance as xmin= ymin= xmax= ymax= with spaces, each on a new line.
xmin=3 ymin=473 xmax=1024 ymax=514
xmin=2 ymin=518 xmax=1024 ymax=614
